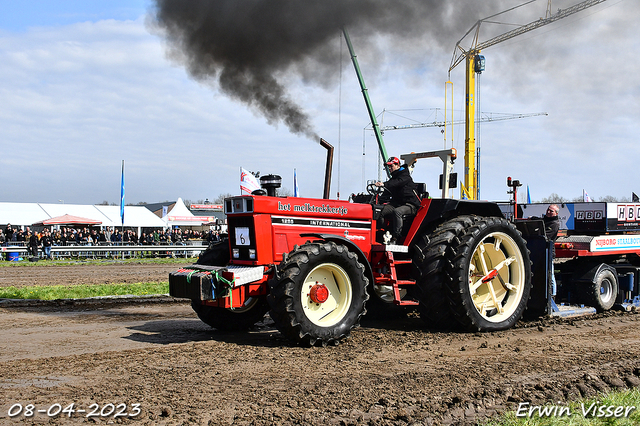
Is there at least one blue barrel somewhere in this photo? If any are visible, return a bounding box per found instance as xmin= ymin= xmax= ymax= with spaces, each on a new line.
xmin=7 ymin=249 xmax=19 ymax=261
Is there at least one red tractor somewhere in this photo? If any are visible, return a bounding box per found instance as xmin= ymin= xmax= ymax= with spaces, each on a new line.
xmin=169 ymin=30 xmax=537 ymax=346
xmin=169 ymin=166 xmax=533 ymax=346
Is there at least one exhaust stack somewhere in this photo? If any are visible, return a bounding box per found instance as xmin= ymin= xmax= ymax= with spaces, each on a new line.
xmin=320 ymin=138 xmax=333 ymax=200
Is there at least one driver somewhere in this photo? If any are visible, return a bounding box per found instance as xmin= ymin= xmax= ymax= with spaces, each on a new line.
xmin=375 ymin=157 xmax=421 ymax=245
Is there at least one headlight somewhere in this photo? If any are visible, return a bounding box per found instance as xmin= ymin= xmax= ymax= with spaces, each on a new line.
xmin=248 ymin=248 xmax=256 ymax=260
xmin=232 ymin=248 xmax=240 ymax=259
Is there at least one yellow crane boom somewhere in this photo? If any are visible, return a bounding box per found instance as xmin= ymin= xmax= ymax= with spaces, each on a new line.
xmin=379 ymin=112 xmax=548 ymax=133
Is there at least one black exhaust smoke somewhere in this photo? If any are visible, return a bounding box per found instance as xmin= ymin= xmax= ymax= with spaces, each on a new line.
xmin=149 ymin=0 xmax=499 ymax=140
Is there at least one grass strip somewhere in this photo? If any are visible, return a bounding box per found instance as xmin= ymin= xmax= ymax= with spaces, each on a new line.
xmin=0 ymin=282 xmax=169 ymax=300
xmin=484 ymin=388 xmax=640 ymax=425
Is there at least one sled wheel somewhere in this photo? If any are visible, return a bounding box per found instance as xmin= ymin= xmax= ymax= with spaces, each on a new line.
xmin=191 ymin=297 xmax=269 ymax=331
xmin=411 ymin=215 xmax=478 ymax=330
xmin=268 ymin=241 xmax=368 ymax=346
xmin=586 ymin=268 xmax=618 ymax=312
xmin=447 ymin=216 xmax=531 ymax=331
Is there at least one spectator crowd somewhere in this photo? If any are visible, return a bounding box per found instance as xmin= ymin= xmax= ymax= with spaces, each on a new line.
xmin=1 ymin=223 xmax=221 ymax=260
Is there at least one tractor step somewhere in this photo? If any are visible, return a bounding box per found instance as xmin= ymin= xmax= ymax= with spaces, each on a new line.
xmin=371 ymin=248 xmax=418 ymax=305
xmin=375 ymin=277 xmax=415 ymax=286
xmin=395 ymin=299 xmax=419 ymax=306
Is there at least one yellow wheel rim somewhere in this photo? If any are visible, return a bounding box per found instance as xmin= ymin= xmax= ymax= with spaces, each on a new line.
xmin=468 ymin=231 xmax=526 ymax=323
xmin=301 ymin=263 xmax=353 ymax=327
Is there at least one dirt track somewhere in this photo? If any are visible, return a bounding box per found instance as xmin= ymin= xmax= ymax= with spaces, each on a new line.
xmin=1 ymin=263 xmax=640 ymax=425
xmin=0 ymin=262 xmax=180 ymax=288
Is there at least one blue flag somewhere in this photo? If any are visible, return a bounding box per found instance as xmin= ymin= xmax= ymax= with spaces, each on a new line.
xmin=294 ymin=168 xmax=300 ymax=197
xmin=527 ymin=185 xmax=531 ymax=204
xmin=120 ymin=160 xmax=125 ymax=225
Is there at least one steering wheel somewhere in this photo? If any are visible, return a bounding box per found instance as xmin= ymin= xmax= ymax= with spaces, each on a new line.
xmin=367 ymin=183 xmax=385 ymax=195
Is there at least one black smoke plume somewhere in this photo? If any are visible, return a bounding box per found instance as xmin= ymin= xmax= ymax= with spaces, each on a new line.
xmin=149 ymin=0 xmax=498 ymax=140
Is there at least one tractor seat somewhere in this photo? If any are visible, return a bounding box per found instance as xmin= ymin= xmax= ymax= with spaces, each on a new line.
xmin=399 ymin=182 xmax=427 ymax=222
xmin=415 ymin=182 xmax=429 ymax=200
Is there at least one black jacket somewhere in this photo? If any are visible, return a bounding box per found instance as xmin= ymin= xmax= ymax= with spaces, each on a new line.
xmin=41 ymin=235 xmax=53 ymax=247
xmin=544 ymin=216 xmax=559 ymax=242
xmin=383 ymin=165 xmax=420 ymax=208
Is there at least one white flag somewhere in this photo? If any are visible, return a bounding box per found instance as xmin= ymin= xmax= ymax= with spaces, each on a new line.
xmin=240 ymin=167 xmax=261 ymax=194
xmin=583 ymin=189 xmax=593 ymax=202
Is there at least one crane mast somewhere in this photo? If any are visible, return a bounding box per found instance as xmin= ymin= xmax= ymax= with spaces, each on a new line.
xmin=449 ymin=0 xmax=607 ymax=200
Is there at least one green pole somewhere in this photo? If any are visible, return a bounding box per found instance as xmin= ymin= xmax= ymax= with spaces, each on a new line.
xmin=342 ymin=28 xmax=390 ymax=178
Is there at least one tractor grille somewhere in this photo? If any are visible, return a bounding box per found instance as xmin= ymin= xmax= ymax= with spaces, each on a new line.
xmin=228 ymin=216 xmax=257 ymax=261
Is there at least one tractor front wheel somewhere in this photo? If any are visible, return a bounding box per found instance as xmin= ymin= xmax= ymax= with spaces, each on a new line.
xmin=268 ymin=241 xmax=369 ymax=346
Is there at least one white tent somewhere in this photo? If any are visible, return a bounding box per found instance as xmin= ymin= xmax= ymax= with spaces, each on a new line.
xmin=165 ymin=198 xmax=207 ymax=226
xmin=0 ymin=203 xmax=49 ymax=226
xmin=0 ymin=202 xmax=167 ymax=231
xmin=96 ymin=205 xmax=167 ymax=228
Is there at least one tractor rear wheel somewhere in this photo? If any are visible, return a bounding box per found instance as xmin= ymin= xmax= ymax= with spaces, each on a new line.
xmin=268 ymin=241 xmax=369 ymax=346
xmin=446 ymin=216 xmax=531 ymax=331
xmin=413 ymin=215 xmax=531 ymax=331
xmin=412 ymin=216 xmax=478 ymax=330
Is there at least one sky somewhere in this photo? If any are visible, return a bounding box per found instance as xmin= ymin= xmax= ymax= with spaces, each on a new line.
xmin=0 ymin=0 xmax=637 ymax=206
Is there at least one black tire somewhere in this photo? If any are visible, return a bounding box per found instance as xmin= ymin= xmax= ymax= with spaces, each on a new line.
xmin=585 ymin=268 xmax=618 ymax=312
xmin=191 ymin=238 xmax=269 ymax=330
xmin=191 ymin=298 xmax=269 ymax=331
xmin=267 ymin=241 xmax=369 ymax=346
xmin=411 ymin=216 xmax=478 ymax=330
xmin=445 ymin=216 xmax=532 ymax=331
xmin=197 ymin=239 xmax=229 ymax=266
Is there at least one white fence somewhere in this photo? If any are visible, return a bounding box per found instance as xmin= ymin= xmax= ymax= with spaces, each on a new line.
xmin=1 ymin=242 xmax=209 ymax=260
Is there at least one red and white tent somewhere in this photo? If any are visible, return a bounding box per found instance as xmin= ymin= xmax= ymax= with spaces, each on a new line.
xmin=165 ymin=198 xmax=209 ymax=226
xmin=32 ymin=214 xmax=102 ymax=226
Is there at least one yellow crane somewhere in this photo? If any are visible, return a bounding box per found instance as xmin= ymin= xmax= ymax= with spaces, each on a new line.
xmin=449 ymin=0 xmax=607 ymax=200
